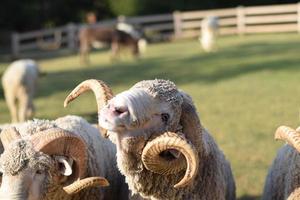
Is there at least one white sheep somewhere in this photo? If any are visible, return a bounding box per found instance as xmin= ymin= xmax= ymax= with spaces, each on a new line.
xmin=199 ymin=16 xmax=219 ymax=52
xmin=64 ymin=79 xmax=236 ymax=200
xmin=0 ymin=115 xmax=129 ymax=200
xmin=262 ymin=125 xmax=300 ymax=200
xmin=1 ymin=59 xmax=41 ymax=123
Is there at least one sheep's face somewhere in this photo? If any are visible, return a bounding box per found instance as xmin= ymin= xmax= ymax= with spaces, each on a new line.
xmin=0 ymin=166 xmax=50 ymax=200
xmin=0 ymin=140 xmax=75 ymax=200
xmin=99 ymin=88 xmax=180 ymax=139
xmin=0 ymin=140 xmax=53 ymax=200
xmin=97 ymin=80 xmax=184 ymax=154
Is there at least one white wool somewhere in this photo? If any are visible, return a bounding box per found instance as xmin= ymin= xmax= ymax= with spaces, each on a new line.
xmin=117 ymin=22 xmax=141 ymax=39
xmin=1 ymin=59 xmax=40 ymax=122
xmin=0 ymin=115 xmax=129 ymax=200
xmin=199 ymin=16 xmax=219 ymax=52
xmin=138 ymin=39 xmax=147 ymax=54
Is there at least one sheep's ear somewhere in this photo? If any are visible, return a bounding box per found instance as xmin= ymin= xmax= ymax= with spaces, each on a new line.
xmin=54 ymin=156 xmax=73 ymax=176
xmin=179 ymin=91 xmax=202 ymax=146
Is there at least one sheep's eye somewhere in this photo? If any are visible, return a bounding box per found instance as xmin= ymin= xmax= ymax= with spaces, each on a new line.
xmin=161 ymin=113 xmax=170 ymax=123
xmin=36 ymin=170 xmax=43 ymax=175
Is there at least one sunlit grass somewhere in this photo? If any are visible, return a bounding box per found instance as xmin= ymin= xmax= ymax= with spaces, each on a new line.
xmin=1 ymin=33 xmax=300 ymax=199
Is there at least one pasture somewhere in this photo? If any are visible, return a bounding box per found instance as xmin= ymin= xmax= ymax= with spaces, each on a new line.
xmin=1 ymin=33 xmax=300 ymax=199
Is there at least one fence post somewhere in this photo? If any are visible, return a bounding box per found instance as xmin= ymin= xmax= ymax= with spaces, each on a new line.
xmin=67 ymin=23 xmax=76 ymax=51
xmin=297 ymin=2 xmax=300 ymax=33
xmin=237 ymin=6 xmax=245 ymax=35
xmin=11 ymin=32 xmax=20 ymax=58
xmin=173 ymin=11 xmax=182 ymax=39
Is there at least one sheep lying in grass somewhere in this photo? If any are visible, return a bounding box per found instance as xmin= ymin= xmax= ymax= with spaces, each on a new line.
xmin=1 ymin=59 xmax=42 ymax=123
xmin=0 ymin=115 xmax=129 ymax=200
xmin=262 ymin=125 xmax=300 ymax=200
xmin=64 ymin=79 xmax=236 ymax=200
xmin=199 ymin=16 xmax=219 ymax=52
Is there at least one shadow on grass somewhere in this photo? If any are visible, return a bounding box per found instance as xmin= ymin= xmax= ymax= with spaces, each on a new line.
xmin=237 ymin=195 xmax=261 ymax=200
xmin=36 ymin=49 xmax=300 ymax=99
xmin=1 ymin=37 xmax=297 ymax=100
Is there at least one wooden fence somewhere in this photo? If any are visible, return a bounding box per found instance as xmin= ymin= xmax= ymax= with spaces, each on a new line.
xmin=11 ymin=2 xmax=300 ymax=57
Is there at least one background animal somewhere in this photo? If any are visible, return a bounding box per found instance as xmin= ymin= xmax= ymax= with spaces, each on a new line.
xmin=64 ymin=79 xmax=236 ymax=200
xmin=0 ymin=115 xmax=129 ymax=200
xmin=79 ymin=25 xmax=141 ymax=64
xmin=262 ymin=125 xmax=300 ymax=200
xmin=199 ymin=16 xmax=219 ymax=52
xmin=1 ymin=59 xmax=42 ymax=123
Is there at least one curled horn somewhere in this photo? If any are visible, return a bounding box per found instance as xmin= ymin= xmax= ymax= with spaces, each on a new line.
xmin=64 ymin=79 xmax=113 ymax=138
xmin=275 ymin=125 xmax=300 ymax=152
xmin=0 ymin=127 xmax=21 ymax=149
xmin=31 ymin=128 xmax=88 ymax=184
xmin=63 ymin=177 xmax=109 ymax=195
xmin=142 ymin=132 xmax=198 ymax=188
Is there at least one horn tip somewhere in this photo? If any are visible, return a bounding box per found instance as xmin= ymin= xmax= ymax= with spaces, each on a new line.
xmin=274 ymin=125 xmax=293 ymax=140
xmin=63 ymin=101 xmax=68 ymax=108
xmin=173 ymin=182 xmax=184 ymax=189
xmin=99 ymin=178 xmax=110 ymax=187
xmin=63 ymin=97 xmax=71 ymax=108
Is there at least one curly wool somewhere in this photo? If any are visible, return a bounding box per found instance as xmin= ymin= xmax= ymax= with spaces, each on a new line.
xmin=132 ymin=79 xmax=183 ymax=131
xmin=0 ymin=140 xmax=53 ymax=175
xmin=0 ymin=115 xmax=129 ymax=200
xmin=17 ymin=119 xmax=57 ymax=137
xmin=262 ymin=144 xmax=300 ymax=200
xmin=132 ymin=79 xmax=182 ymax=108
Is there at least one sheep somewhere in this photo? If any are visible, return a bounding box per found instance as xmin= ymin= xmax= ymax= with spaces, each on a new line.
xmin=0 ymin=115 xmax=129 ymax=200
xmin=1 ymin=59 xmax=43 ymax=123
xmin=262 ymin=125 xmax=300 ymax=200
xmin=117 ymin=22 xmax=147 ymax=55
xmin=199 ymin=16 xmax=219 ymax=52
xmin=79 ymin=25 xmax=141 ymax=64
xmin=64 ymin=79 xmax=236 ymax=200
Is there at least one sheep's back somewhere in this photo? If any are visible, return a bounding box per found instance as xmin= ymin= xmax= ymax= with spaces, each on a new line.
xmin=2 ymin=59 xmax=39 ymax=91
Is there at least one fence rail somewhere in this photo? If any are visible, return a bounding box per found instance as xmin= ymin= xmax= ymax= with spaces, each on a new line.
xmin=11 ymin=2 xmax=300 ymax=57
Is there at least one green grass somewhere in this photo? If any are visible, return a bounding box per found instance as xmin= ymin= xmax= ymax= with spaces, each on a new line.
xmin=1 ymin=33 xmax=300 ymax=199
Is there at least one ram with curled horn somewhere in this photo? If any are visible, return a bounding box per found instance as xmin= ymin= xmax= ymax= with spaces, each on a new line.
xmin=64 ymin=79 xmax=236 ymax=199
xmin=0 ymin=115 xmax=129 ymax=200
xmin=262 ymin=125 xmax=300 ymax=200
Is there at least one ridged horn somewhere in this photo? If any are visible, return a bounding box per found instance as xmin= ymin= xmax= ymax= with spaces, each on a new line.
xmin=31 ymin=128 xmax=87 ymax=184
xmin=0 ymin=127 xmax=21 ymax=149
xmin=63 ymin=177 xmax=109 ymax=195
xmin=142 ymin=132 xmax=198 ymax=188
xmin=63 ymin=79 xmax=113 ymax=138
xmin=275 ymin=125 xmax=300 ymax=152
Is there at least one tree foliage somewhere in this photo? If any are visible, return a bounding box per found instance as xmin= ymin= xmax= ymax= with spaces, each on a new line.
xmin=0 ymin=0 xmax=298 ymax=32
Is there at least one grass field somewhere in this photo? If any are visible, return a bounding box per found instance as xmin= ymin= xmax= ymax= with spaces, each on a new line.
xmin=1 ymin=33 xmax=300 ymax=199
